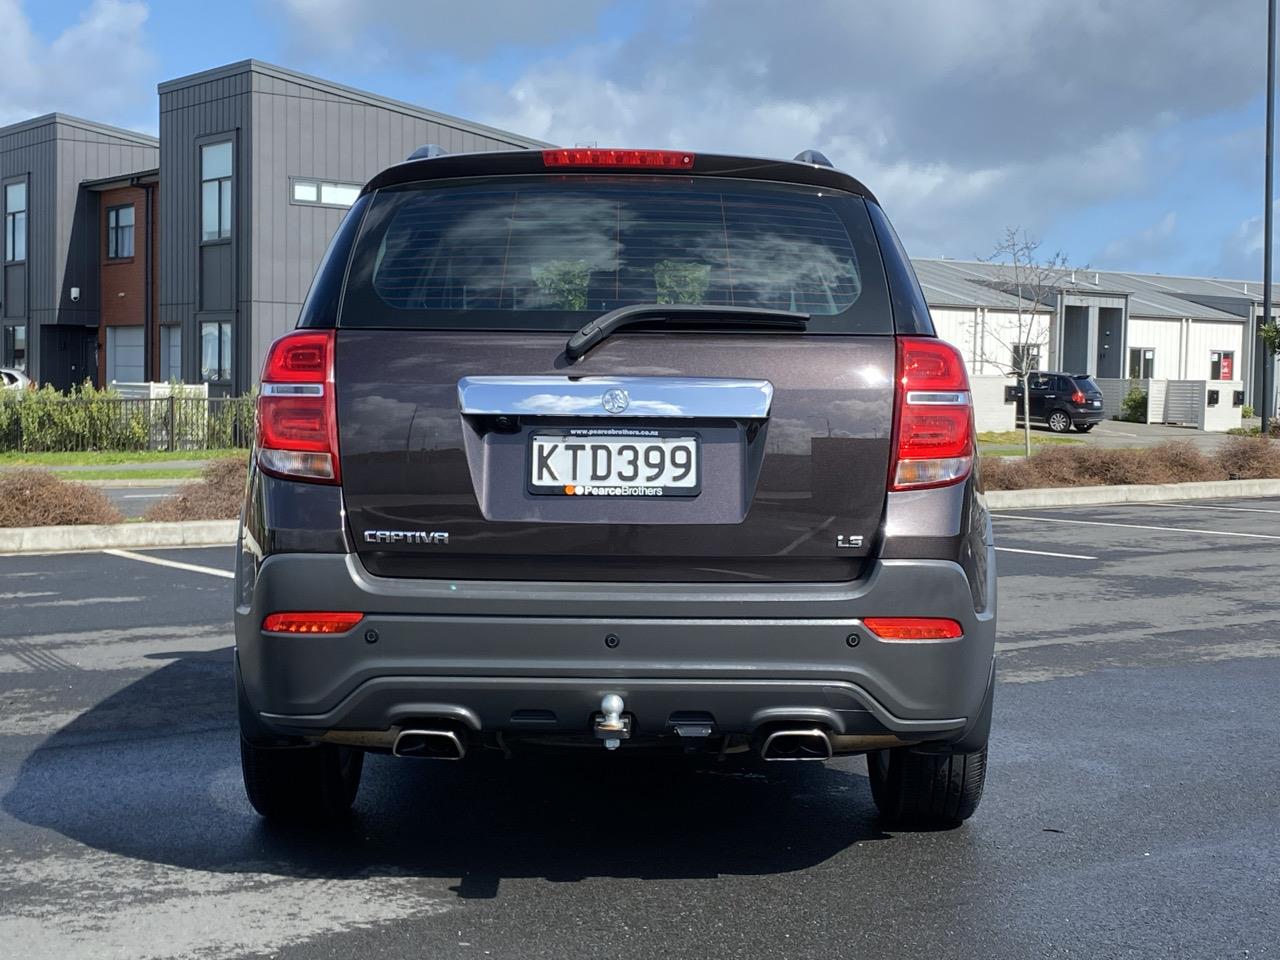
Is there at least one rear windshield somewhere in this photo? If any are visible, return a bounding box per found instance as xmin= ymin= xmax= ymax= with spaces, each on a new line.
xmin=339 ymin=176 xmax=891 ymax=333
xmin=1071 ymin=376 xmax=1101 ymax=392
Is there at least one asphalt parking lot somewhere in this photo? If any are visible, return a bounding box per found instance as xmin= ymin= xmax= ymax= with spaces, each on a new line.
xmin=2 ymin=500 xmax=1278 ymax=960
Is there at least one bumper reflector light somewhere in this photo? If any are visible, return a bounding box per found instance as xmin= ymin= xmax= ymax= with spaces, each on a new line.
xmin=863 ymin=617 xmax=964 ymax=640
xmin=262 ymin=612 xmax=364 ymax=634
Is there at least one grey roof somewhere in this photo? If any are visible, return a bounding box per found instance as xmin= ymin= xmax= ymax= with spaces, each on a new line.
xmin=81 ymin=168 xmax=160 ymax=190
xmin=158 ymin=59 xmax=554 ymax=149
xmin=0 ymin=112 xmax=158 ymax=147
xmin=912 ymin=258 xmax=1248 ymax=322
xmin=911 ymin=259 xmax=1035 ymax=310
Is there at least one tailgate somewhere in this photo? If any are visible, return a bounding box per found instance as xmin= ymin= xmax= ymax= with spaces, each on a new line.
xmin=336 ymin=330 xmax=894 ymax=582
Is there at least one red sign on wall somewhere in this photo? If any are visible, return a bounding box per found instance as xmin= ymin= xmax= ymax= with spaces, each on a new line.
xmin=1221 ymin=353 xmax=1233 ymax=380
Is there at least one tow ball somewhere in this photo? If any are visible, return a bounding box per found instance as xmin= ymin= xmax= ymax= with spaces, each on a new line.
xmin=593 ymin=694 xmax=631 ymax=751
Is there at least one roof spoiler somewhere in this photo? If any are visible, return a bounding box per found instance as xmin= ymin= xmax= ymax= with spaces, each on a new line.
xmin=406 ymin=143 xmax=449 ymax=161
xmin=793 ymin=149 xmax=833 ymax=167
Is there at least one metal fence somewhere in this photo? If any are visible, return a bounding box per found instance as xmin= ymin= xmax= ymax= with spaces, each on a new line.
xmin=0 ymin=395 xmax=256 ymax=452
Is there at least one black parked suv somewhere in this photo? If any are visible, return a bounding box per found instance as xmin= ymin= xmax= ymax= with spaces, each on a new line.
xmin=235 ymin=147 xmax=996 ymax=828
xmin=1013 ymin=371 xmax=1105 ymax=433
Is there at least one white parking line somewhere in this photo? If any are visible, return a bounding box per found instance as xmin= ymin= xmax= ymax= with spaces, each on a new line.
xmin=120 ymin=493 xmax=167 ymax=499
xmin=995 ymin=546 xmax=1097 ymax=560
xmin=992 ymin=514 xmax=1280 ymax=541
xmin=1147 ymin=501 xmax=1280 ymax=515
xmin=102 ymin=549 xmax=234 ymax=579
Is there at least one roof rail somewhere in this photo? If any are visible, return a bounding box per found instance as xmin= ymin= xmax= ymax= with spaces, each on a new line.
xmin=406 ymin=144 xmax=449 ymax=161
xmin=793 ymin=149 xmax=833 ymax=167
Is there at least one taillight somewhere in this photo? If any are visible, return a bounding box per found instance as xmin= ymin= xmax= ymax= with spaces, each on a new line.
xmin=890 ymin=337 xmax=974 ymax=491
xmin=257 ymin=329 xmax=340 ymax=483
xmin=262 ymin=611 xmax=363 ymax=634
xmin=542 ymin=148 xmax=694 ymax=169
xmin=1071 ymin=389 xmax=1086 ymax=404
xmin=863 ymin=617 xmax=964 ymax=640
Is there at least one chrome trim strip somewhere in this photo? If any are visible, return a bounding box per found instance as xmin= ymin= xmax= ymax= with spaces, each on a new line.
xmin=262 ymin=382 xmax=324 ymax=397
xmin=905 ymin=390 xmax=970 ymax=405
xmin=457 ymin=376 xmax=774 ymax=418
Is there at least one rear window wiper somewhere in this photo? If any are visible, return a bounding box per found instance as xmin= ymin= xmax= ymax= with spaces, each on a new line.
xmin=565 ymin=304 xmax=810 ymax=362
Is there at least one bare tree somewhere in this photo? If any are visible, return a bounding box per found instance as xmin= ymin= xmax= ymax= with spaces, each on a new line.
xmin=977 ymin=228 xmax=1075 ymax=458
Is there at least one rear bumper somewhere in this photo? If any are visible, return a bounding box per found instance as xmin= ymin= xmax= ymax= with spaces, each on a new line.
xmin=1072 ymin=408 xmax=1105 ymax=425
xmin=234 ymin=550 xmax=996 ymax=745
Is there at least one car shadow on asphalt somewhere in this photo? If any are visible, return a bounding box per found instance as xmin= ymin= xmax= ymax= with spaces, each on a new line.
xmin=2 ymin=650 xmax=901 ymax=896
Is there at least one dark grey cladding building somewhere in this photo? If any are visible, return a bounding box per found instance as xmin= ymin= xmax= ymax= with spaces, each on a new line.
xmin=0 ymin=60 xmax=547 ymax=393
xmin=1 ymin=115 xmax=158 ymax=386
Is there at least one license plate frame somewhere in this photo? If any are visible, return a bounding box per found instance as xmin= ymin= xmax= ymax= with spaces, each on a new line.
xmin=526 ymin=428 xmax=703 ymax=498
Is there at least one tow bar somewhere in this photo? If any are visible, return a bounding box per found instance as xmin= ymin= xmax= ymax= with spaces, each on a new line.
xmin=593 ymin=694 xmax=631 ymax=750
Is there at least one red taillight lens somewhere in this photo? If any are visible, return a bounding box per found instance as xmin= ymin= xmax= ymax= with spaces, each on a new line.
xmin=262 ymin=612 xmax=364 ymax=634
xmin=863 ymin=617 xmax=964 ymax=640
xmin=256 ymin=329 xmax=340 ymax=484
xmin=542 ymin=148 xmax=694 ymax=169
xmin=1071 ymin=389 xmax=1086 ymax=404
xmin=890 ymin=337 xmax=974 ymax=491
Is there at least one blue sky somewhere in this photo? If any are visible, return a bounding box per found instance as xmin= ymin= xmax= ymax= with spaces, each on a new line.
xmin=2 ymin=0 xmax=1274 ymax=280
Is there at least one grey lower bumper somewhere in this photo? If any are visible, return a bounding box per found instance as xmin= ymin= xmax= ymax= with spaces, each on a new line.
xmin=235 ymin=551 xmax=996 ymax=741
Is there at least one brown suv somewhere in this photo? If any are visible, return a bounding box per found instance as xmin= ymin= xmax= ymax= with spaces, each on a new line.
xmin=234 ymin=147 xmax=997 ymax=828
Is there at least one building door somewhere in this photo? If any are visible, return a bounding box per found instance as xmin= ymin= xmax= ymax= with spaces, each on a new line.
xmin=41 ymin=326 xmax=99 ymax=390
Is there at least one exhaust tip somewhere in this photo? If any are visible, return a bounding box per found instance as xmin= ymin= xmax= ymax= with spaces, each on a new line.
xmin=760 ymin=727 xmax=833 ymax=762
xmin=392 ymin=728 xmax=466 ymax=760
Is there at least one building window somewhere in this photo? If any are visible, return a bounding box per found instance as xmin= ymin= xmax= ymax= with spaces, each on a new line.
xmin=4 ymin=181 xmax=26 ymax=263
xmin=201 ymin=142 xmax=233 ymax=242
xmin=1209 ymin=351 xmax=1234 ymax=381
xmin=2 ymin=323 xmax=26 ymax=371
xmin=107 ymin=204 xmax=135 ymax=259
xmin=106 ymin=325 xmax=145 ymax=383
xmin=290 ymin=178 xmax=362 ymax=208
xmin=159 ymin=325 xmax=182 ymax=381
xmin=1010 ymin=343 xmax=1041 ymax=373
xmin=1128 ymin=348 xmax=1155 ymax=379
xmin=200 ymin=320 xmax=232 ymax=382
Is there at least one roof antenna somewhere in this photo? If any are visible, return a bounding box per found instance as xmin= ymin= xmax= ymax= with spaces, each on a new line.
xmin=406 ymin=144 xmax=448 ymax=161
xmin=793 ymin=149 xmax=833 ymax=167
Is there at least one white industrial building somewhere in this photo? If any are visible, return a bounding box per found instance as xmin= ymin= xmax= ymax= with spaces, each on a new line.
xmin=912 ymin=259 xmax=1263 ymax=430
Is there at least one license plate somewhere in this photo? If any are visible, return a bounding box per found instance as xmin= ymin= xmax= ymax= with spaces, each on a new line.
xmin=528 ymin=431 xmax=701 ymax=497
xmin=1092 ymin=400 xmax=1102 ymax=407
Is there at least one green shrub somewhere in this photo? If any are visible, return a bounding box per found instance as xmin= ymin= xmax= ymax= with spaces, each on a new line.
xmin=0 ymin=385 xmax=255 ymax=453
xmin=1242 ymin=404 xmax=1255 ymax=419
xmin=2 ymin=383 xmax=150 ymax=452
xmin=1120 ymin=387 xmax=1148 ymax=423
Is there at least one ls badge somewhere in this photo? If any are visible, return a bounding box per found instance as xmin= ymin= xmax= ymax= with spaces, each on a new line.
xmin=836 ymin=534 xmax=864 ymax=549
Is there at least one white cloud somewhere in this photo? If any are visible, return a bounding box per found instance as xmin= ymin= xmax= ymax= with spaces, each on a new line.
xmin=1098 ymin=212 xmax=1180 ymax=268
xmin=0 ymin=0 xmax=156 ymax=129
xmin=275 ymin=0 xmax=1264 ymax=262
xmin=1219 ymin=209 xmax=1269 ymax=279
xmin=276 ymin=0 xmax=611 ymax=62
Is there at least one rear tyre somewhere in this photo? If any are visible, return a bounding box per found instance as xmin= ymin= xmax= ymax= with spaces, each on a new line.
xmin=1047 ymin=409 xmax=1072 ymax=433
xmin=240 ymin=737 xmax=364 ymax=825
xmin=1074 ymin=423 xmax=1094 ymax=433
xmin=868 ymin=745 xmax=987 ymax=828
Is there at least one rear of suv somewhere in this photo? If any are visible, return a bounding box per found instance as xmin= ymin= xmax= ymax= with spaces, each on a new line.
xmin=235 ymin=147 xmax=997 ymax=829
xmin=1014 ymin=371 xmax=1105 ymax=433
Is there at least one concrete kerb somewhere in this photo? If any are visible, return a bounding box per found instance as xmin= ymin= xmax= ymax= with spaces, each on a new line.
xmin=985 ymin=478 xmax=1280 ymax=509
xmin=0 ymin=520 xmax=239 ymax=554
